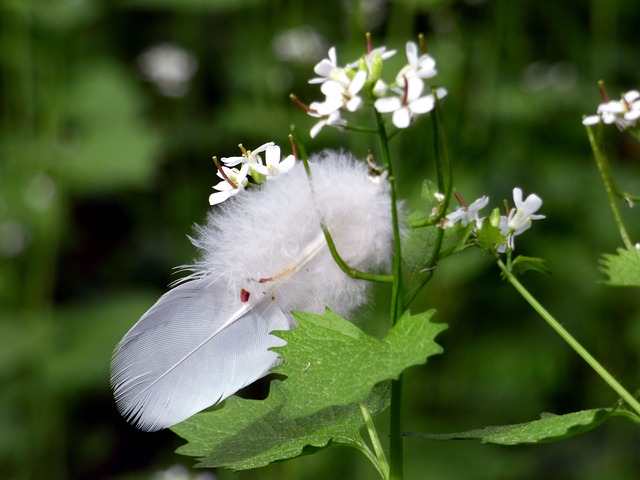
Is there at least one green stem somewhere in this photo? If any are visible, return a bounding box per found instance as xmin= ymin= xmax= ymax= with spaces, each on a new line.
xmin=585 ymin=124 xmax=634 ymax=249
xmin=375 ymin=110 xmax=405 ymax=480
xmin=497 ymin=257 xmax=640 ymax=416
xmin=360 ymin=402 xmax=390 ymax=480
xmin=351 ymin=438 xmax=387 ymax=480
xmin=292 ymin=130 xmax=393 ymax=283
xmin=320 ymin=224 xmax=393 ymax=283
xmin=405 ymin=100 xmax=454 ymax=305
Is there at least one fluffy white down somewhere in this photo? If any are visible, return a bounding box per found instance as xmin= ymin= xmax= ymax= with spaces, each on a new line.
xmin=191 ymin=150 xmax=394 ymax=316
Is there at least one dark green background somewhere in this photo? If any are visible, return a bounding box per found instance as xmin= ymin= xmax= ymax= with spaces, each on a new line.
xmin=1 ymin=0 xmax=639 ymax=478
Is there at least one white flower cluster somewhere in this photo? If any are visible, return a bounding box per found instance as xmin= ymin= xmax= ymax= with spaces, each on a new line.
xmin=443 ymin=188 xmax=545 ymax=253
xmin=582 ymin=89 xmax=640 ymax=130
xmin=209 ymin=142 xmax=295 ymax=205
xmin=306 ymin=40 xmax=447 ymax=137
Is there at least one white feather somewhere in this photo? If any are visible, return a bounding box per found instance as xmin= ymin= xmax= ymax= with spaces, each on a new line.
xmin=111 ymin=151 xmax=394 ymax=431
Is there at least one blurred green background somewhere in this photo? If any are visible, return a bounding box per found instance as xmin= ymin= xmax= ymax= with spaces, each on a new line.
xmin=1 ymin=0 xmax=639 ymax=479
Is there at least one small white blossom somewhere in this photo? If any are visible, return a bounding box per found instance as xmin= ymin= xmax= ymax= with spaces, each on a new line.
xmin=309 ymin=110 xmax=346 ymax=138
xmin=396 ymin=41 xmax=437 ymax=87
xmin=496 ymin=188 xmax=545 ymax=252
xmin=313 ymin=70 xmax=367 ymax=115
xmin=582 ymin=90 xmax=640 ymax=129
xmin=209 ymin=164 xmax=250 ymax=205
xmin=444 ymin=195 xmax=490 ymax=228
xmin=375 ymin=78 xmax=447 ymax=129
xmin=309 ymin=47 xmax=351 ymax=86
xmin=220 ymin=142 xmax=274 ymax=167
xmin=251 ymin=145 xmax=296 ymax=178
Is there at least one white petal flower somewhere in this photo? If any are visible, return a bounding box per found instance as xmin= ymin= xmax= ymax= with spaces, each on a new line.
xmin=221 ymin=142 xmax=274 ymax=167
xmin=209 ymin=164 xmax=250 ymax=205
xmin=317 ymin=69 xmax=367 ymax=113
xmin=496 ymin=187 xmax=545 ymax=252
xmin=445 ymin=195 xmax=490 ymax=228
xmin=309 ymin=110 xmax=346 ymax=138
xmin=309 ymin=47 xmax=351 ymax=86
xmin=396 ymin=41 xmax=437 ymax=87
xmin=582 ymin=89 xmax=640 ymax=129
xmin=374 ymin=78 xmax=447 ymax=129
xmin=251 ymin=145 xmax=296 ymax=178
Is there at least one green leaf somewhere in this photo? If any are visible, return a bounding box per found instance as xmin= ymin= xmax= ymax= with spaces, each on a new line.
xmin=600 ymin=248 xmax=640 ymax=287
xmin=172 ymin=381 xmax=390 ymax=470
xmin=402 ymin=181 xmax=471 ymax=299
xmin=504 ymin=255 xmax=551 ymax=277
xmin=476 ymin=220 xmax=504 ymax=252
xmin=272 ymin=309 xmax=447 ymax=419
xmin=406 ymin=408 xmax=629 ymax=445
xmin=405 ymin=180 xmax=442 ymax=227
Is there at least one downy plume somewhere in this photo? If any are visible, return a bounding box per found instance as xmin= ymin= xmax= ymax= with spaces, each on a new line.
xmin=110 ymin=151 xmax=395 ymax=431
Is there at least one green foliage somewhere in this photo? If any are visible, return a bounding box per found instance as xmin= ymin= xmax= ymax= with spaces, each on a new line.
xmin=272 ymin=309 xmax=447 ymax=419
xmin=506 ymin=255 xmax=551 ymax=277
xmin=475 ymin=219 xmax=504 ymax=253
xmin=600 ymin=248 xmax=640 ymax=286
xmin=402 ymin=180 xmax=471 ymax=300
xmin=173 ymin=382 xmax=390 ymax=470
xmin=174 ymin=308 xmax=446 ymax=471
xmin=407 ymin=407 xmax=635 ymax=445
xmin=2 ymin=0 xmax=640 ymax=478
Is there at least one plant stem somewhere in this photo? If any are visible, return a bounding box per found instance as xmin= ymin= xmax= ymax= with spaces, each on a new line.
xmin=375 ymin=110 xmax=405 ymax=480
xmin=497 ymin=257 xmax=640 ymax=416
xmin=585 ymin=125 xmax=634 ymax=250
xmin=293 ymin=130 xmax=394 ymax=284
xmin=360 ymin=402 xmax=390 ymax=479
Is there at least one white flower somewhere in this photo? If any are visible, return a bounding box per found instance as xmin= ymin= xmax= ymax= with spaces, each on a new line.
xmin=221 ymin=142 xmax=274 ymax=167
xmin=309 ymin=110 xmax=346 ymax=138
xmin=137 ymin=43 xmax=198 ymax=98
xmin=582 ymin=90 xmax=640 ymax=129
xmin=444 ymin=195 xmax=490 ymax=228
xmin=209 ymin=163 xmax=250 ymax=205
xmin=309 ymin=47 xmax=351 ymax=86
xmin=396 ymin=41 xmax=437 ymax=87
xmin=496 ymin=188 xmax=545 ymax=252
xmin=251 ymin=145 xmax=296 ymax=178
xmin=374 ymin=78 xmax=447 ymax=129
xmin=313 ymin=70 xmax=367 ymax=115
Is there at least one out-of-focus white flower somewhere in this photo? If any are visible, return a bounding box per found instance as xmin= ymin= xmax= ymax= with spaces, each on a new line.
xmin=497 ymin=188 xmax=545 ymax=252
xmin=374 ymin=78 xmax=447 ymax=129
xmin=582 ymin=90 xmax=640 ymax=129
xmin=271 ymin=27 xmax=325 ymax=63
xmin=152 ymin=464 xmax=217 ymax=480
xmin=444 ymin=195 xmax=490 ymax=228
xmin=137 ymin=43 xmax=198 ymax=98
